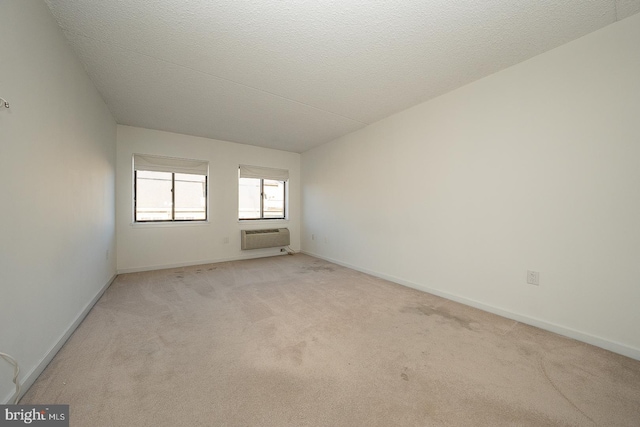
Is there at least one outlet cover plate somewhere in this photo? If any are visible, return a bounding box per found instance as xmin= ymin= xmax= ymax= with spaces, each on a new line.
xmin=527 ymin=270 xmax=540 ymax=286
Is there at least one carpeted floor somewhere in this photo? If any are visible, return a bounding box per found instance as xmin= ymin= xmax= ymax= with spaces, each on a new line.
xmin=21 ymin=254 xmax=640 ymax=426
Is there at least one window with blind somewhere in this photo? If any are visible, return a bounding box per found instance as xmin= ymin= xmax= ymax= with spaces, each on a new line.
xmin=238 ymin=165 xmax=288 ymax=220
xmin=134 ymin=154 xmax=208 ymax=222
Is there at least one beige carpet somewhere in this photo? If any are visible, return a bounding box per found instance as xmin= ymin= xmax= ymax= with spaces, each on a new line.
xmin=21 ymin=254 xmax=640 ymax=426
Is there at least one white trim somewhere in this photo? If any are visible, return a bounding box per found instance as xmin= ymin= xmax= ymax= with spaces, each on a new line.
xmin=237 ymin=219 xmax=289 ymax=225
xmin=117 ymin=251 xmax=289 ymax=274
xmin=130 ymin=221 xmax=210 ymax=228
xmin=301 ymin=250 xmax=640 ymax=361
xmin=2 ymin=274 xmax=117 ymax=405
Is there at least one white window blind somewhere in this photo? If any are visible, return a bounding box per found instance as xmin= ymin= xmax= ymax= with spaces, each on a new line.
xmin=134 ymin=154 xmax=208 ymax=175
xmin=239 ymin=165 xmax=289 ymax=181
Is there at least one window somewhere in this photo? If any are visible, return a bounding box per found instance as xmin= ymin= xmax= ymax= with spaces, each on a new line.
xmin=134 ymin=154 xmax=208 ymax=222
xmin=239 ymin=165 xmax=288 ymax=220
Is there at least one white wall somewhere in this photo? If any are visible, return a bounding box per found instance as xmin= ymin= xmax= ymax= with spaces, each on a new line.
xmin=0 ymin=0 xmax=117 ymax=403
xmin=302 ymin=14 xmax=640 ymax=359
xmin=116 ymin=126 xmax=301 ymax=273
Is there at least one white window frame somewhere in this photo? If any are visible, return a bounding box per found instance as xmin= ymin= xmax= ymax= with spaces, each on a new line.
xmin=238 ymin=165 xmax=289 ymax=221
xmin=133 ymin=154 xmax=209 ymax=223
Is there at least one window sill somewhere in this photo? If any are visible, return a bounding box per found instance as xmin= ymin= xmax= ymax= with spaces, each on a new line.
xmin=130 ymin=221 xmax=210 ymax=228
xmin=238 ymin=219 xmax=289 ymax=224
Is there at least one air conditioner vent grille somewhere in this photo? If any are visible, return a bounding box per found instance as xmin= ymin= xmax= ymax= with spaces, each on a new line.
xmin=245 ymin=229 xmax=280 ymax=235
xmin=241 ymin=228 xmax=290 ymax=250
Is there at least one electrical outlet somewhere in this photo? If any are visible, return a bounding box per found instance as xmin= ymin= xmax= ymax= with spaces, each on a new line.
xmin=527 ymin=270 xmax=540 ymax=286
xmin=312 ymin=234 xmax=315 ymax=240
xmin=223 ymin=236 xmax=229 ymax=244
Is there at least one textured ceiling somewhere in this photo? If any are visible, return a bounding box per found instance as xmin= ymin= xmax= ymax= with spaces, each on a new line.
xmin=45 ymin=0 xmax=640 ymax=153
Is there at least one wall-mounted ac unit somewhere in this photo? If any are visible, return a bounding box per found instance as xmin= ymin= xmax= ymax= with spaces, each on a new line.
xmin=241 ymin=228 xmax=290 ymax=250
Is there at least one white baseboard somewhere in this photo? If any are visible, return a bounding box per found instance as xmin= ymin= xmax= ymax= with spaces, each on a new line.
xmin=2 ymin=274 xmax=117 ymax=405
xmin=117 ymin=250 xmax=290 ymax=274
xmin=301 ymin=251 xmax=640 ymax=361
